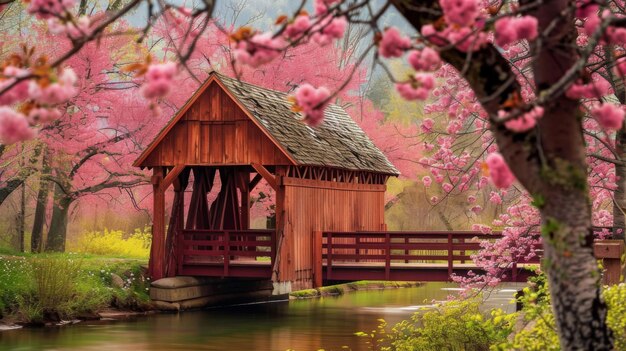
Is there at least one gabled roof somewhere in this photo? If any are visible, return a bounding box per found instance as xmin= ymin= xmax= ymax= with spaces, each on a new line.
xmin=134 ymin=72 xmax=399 ymax=176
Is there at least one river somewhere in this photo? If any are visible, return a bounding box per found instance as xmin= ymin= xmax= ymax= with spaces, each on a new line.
xmin=0 ymin=282 xmax=522 ymax=351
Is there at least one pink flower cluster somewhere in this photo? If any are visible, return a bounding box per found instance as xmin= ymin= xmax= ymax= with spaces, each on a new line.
xmin=422 ymin=176 xmax=432 ymax=187
xmin=378 ymin=27 xmax=411 ymax=58
xmin=395 ymin=73 xmax=435 ymax=101
xmin=615 ymin=58 xmax=626 ymax=77
xmin=28 ymin=0 xmax=76 ymax=19
xmin=234 ymin=32 xmax=285 ymax=68
xmin=285 ymin=14 xmax=311 ymax=39
xmin=0 ymin=107 xmax=35 ymax=144
xmin=293 ymin=83 xmax=330 ymax=126
xmin=439 ymin=0 xmax=479 ymax=27
xmin=591 ymin=103 xmax=624 ymax=130
xmin=312 ymin=16 xmax=347 ymax=46
xmin=566 ymin=79 xmax=610 ymax=99
xmin=485 ymin=152 xmax=515 ymax=189
xmin=494 ymin=16 xmax=539 ymax=47
xmin=0 ymin=67 xmax=30 ymax=106
xmin=407 ymin=47 xmax=441 ymax=71
xmin=48 ymin=16 xmax=92 ymax=39
xmin=140 ymin=62 xmax=177 ymax=99
xmin=29 ymin=67 xmax=78 ymax=105
xmin=420 ymin=118 xmax=434 ymax=133
xmin=314 ymin=0 xmax=341 ymax=15
xmin=501 ymin=106 xmax=544 ymax=133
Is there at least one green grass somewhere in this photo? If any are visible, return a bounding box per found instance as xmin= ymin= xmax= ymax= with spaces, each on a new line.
xmin=0 ymin=250 xmax=151 ymax=324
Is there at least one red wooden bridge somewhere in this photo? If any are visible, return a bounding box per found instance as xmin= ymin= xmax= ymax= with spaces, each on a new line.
xmin=176 ymin=229 xmax=542 ymax=286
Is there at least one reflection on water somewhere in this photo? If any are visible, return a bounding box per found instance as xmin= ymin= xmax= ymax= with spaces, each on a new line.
xmin=0 ymin=283 xmax=519 ymax=351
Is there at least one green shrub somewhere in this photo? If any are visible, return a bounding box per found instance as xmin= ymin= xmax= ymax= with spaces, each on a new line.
xmin=357 ymin=297 xmax=516 ymax=351
xmin=68 ymin=227 xmax=151 ymax=259
xmin=604 ymin=283 xmax=626 ymax=350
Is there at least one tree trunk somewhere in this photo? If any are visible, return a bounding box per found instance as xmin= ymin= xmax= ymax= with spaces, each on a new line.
xmin=542 ymin=189 xmax=612 ymax=349
xmin=17 ymin=182 xmax=25 ymax=252
xmin=45 ymin=183 xmax=72 ymax=252
xmin=31 ymin=153 xmax=51 ymax=253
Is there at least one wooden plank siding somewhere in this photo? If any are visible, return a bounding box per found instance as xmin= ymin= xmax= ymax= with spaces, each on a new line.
xmin=142 ymin=82 xmax=293 ymax=167
xmin=279 ymin=176 xmax=386 ymax=291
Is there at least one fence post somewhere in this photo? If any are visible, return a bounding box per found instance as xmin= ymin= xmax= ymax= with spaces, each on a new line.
xmin=224 ymin=231 xmax=230 ymax=277
xmin=459 ymin=237 xmax=465 ymax=264
xmin=385 ymin=232 xmax=391 ymax=280
xmin=404 ymin=236 xmax=409 ymax=264
xmin=447 ymin=233 xmax=453 ymax=279
xmin=312 ymin=231 xmax=323 ymax=288
xmin=594 ymin=240 xmax=624 ymax=285
xmin=327 ymin=232 xmax=333 ymax=281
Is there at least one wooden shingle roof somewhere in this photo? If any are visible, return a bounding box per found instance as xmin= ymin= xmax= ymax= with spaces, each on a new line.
xmin=215 ymin=73 xmax=399 ymax=175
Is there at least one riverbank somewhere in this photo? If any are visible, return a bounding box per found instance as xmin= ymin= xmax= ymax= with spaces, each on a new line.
xmin=289 ymin=281 xmax=423 ymax=299
xmin=0 ymin=252 xmax=153 ymax=328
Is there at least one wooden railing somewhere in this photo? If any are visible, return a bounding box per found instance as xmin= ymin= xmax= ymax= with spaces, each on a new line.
xmin=178 ymin=229 xmax=275 ymax=277
xmin=319 ymin=231 xmax=542 ymax=283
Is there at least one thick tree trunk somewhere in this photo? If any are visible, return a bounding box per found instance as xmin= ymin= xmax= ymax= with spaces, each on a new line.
xmin=31 ymin=147 xmax=50 ymax=253
xmin=45 ymin=183 xmax=72 ymax=252
xmin=17 ymin=182 xmax=25 ymax=252
xmin=542 ymin=189 xmax=612 ymax=349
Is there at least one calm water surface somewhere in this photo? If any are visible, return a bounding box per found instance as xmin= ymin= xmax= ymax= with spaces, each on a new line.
xmin=0 ymin=283 xmax=519 ymax=351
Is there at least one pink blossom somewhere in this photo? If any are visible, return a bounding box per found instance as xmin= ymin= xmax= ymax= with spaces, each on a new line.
xmin=407 ymin=47 xmax=441 ymax=71
xmin=314 ymin=0 xmax=340 ymax=15
xmin=439 ymin=0 xmax=479 ymax=27
xmin=0 ymin=67 xmax=30 ymax=106
xmin=422 ymin=176 xmax=432 ymax=187
xmin=430 ymin=196 xmax=439 ymax=203
xmin=0 ymin=107 xmax=35 ymax=144
xmin=27 ymin=107 xmax=61 ymax=125
xmin=140 ymin=62 xmax=177 ymax=99
xmin=467 ymin=195 xmax=477 ymax=203
xmin=312 ymin=16 xmax=347 ymax=46
xmin=576 ymin=0 xmax=599 ymax=19
xmin=420 ymin=118 xmax=434 ymax=133
xmin=395 ymin=73 xmax=435 ymax=101
xmin=285 ymin=14 xmax=311 ymax=39
xmin=583 ymin=13 xmax=601 ymax=36
xmin=29 ymin=67 xmax=77 ymax=105
xmin=28 ymin=0 xmax=76 ymax=19
xmin=471 ymin=205 xmax=482 ymax=214
xmin=494 ymin=16 xmax=538 ymax=47
xmin=443 ymin=182 xmax=453 ymax=193
xmin=591 ymin=103 xmax=624 ymax=130
xmin=485 ymin=152 xmax=516 ymax=189
xmin=607 ymin=27 xmax=626 ymax=45
xmin=293 ymin=83 xmax=331 ymax=126
xmin=234 ymin=32 xmax=284 ymax=68
xmin=489 ymin=191 xmax=502 ymax=204
xmin=378 ymin=27 xmax=411 ymax=58
xmin=566 ymin=79 xmax=611 ymax=99
xmin=502 ymin=106 xmax=544 ymax=133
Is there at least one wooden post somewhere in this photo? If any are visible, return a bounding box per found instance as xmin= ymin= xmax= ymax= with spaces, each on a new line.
xmin=149 ymin=167 xmax=165 ymax=280
xmin=327 ymin=232 xmax=333 ymax=281
xmin=594 ymin=240 xmax=624 ymax=285
xmin=385 ymin=231 xmax=391 ymax=280
xmin=447 ymin=233 xmax=453 ymax=280
xmin=224 ymin=231 xmax=230 ymax=277
xmin=312 ymin=230 xmax=323 ymax=288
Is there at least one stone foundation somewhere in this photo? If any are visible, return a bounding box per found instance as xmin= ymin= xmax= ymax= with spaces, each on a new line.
xmin=150 ymin=277 xmax=274 ymax=311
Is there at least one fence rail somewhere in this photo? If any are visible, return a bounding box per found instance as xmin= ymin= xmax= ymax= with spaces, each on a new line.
xmin=178 ymin=229 xmax=275 ymax=277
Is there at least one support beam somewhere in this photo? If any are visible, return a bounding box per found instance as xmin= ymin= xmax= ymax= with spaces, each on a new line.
xmin=249 ymin=173 xmax=263 ymax=191
xmin=251 ymin=163 xmax=277 ymax=190
xmin=159 ymin=165 xmax=186 ymax=193
xmin=149 ymin=167 xmax=166 ymax=280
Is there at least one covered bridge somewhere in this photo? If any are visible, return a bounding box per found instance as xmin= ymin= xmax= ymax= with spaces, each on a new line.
xmin=134 ymin=72 xmax=398 ymax=293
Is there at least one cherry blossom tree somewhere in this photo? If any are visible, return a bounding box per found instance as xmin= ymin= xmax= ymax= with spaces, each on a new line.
xmin=1 ymin=0 xmax=625 ymax=348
